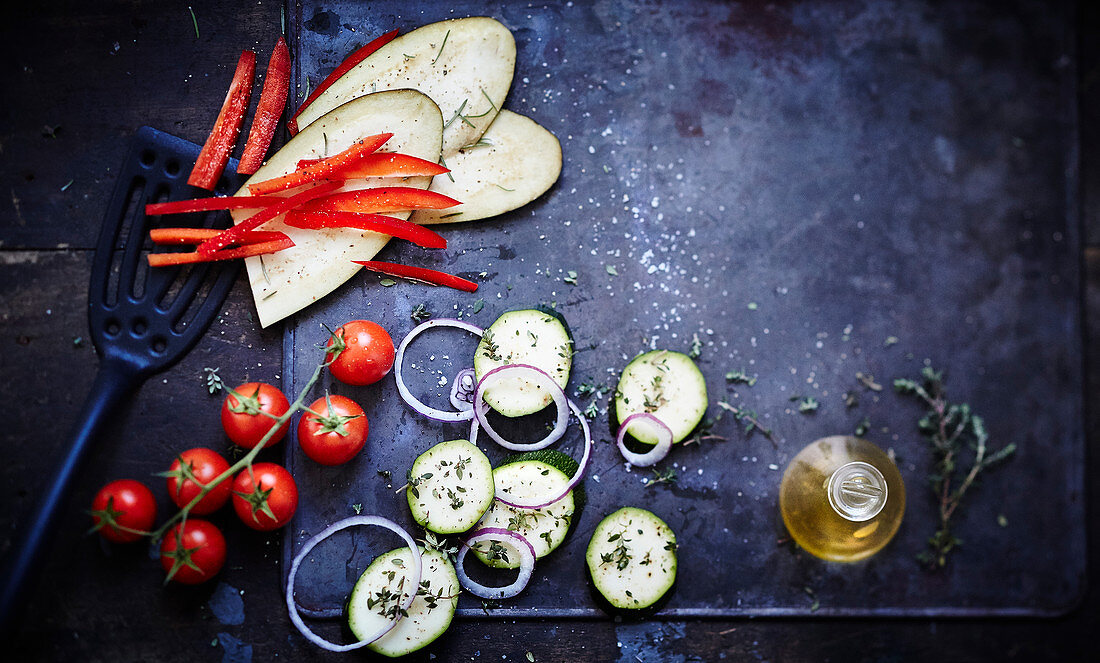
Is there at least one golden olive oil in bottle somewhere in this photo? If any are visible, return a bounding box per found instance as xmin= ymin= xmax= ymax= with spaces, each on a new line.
xmin=779 ymin=436 xmax=906 ymax=562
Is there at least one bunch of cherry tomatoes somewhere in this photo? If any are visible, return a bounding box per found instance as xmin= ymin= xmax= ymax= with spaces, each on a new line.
xmin=88 ymin=320 xmax=395 ymax=584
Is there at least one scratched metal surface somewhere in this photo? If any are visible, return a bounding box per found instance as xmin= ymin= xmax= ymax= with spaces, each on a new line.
xmin=280 ymin=0 xmax=1084 ymax=617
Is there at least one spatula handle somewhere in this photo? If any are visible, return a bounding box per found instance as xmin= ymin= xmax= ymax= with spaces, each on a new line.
xmin=0 ymin=358 xmax=140 ymax=637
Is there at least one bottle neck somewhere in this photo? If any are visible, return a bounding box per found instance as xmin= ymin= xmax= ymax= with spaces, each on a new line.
xmin=827 ymin=461 xmax=887 ymax=522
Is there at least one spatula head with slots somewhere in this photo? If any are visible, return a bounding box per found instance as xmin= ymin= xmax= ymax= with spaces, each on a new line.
xmin=88 ymin=126 xmax=250 ymax=376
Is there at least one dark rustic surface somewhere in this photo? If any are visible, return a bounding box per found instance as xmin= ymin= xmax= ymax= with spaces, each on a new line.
xmin=284 ymin=0 xmax=1083 ymax=619
xmin=0 ymin=0 xmax=1096 ymax=661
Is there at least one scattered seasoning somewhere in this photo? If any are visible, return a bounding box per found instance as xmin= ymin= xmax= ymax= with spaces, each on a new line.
xmin=410 ymin=303 xmax=431 ymax=323
xmin=997 ymin=514 xmax=1008 ymax=528
xmin=884 ymin=336 xmax=900 ymax=347
xmin=803 ymin=586 xmax=820 ymax=612
xmin=795 ymin=396 xmax=819 ymax=414
xmin=526 ymin=652 xmax=536 ymax=663
xmin=746 ymin=302 xmax=758 ymax=310
xmin=894 ymin=366 xmax=1016 ymax=570
xmin=605 ymin=264 xmax=618 ymax=276
xmin=645 ymin=467 xmax=678 ymax=487
xmin=725 ymin=369 xmax=757 ymax=386
xmin=42 ymin=124 xmax=61 ymax=138
xmin=856 ymin=371 xmax=883 ymax=391
xmin=717 ymin=401 xmax=776 ymax=446
xmin=377 ymin=470 xmax=392 ymax=481
xmin=203 ymin=367 xmax=223 ymax=395
xmin=379 ymin=278 xmax=397 ymax=287
xmin=432 ymin=29 xmax=451 ymax=65
xmin=582 ymin=400 xmax=599 ymax=419
xmin=261 ymin=290 xmax=278 ymax=301
xmin=60 ymin=179 xmax=73 ymax=192
xmin=352 ymin=503 xmax=362 ymax=514
xmin=470 ymin=298 xmax=484 ymax=314
xmin=72 ymin=336 xmax=84 ymax=348
xmin=188 ymin=6 xmax=199 ymax=39
xmin=854 ymin=416 xmax=870 ymax=437
xmin=563 ymin=270 xmax=578 ymax=285
xmin=688 ymin=333 xmax=703 ymax=359
xmin=843 ymin=390 xmax=859 ymax=408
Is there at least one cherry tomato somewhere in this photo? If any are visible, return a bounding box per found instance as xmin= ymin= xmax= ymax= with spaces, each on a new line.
xmin=232 ymin=463 xmax=298 ymax=531
xmin=325 ymin=320 xmax=395 ymax=386
xmin=159 ymin=519 xmax=227 ymax=585
xmin=164 ymin=448 xmax=231 ymax=515
xmin=298 ymin=394 xmax=369 ymax=466
xmin=221 ymin=382 xmax=291 ymax=448
xmin=90 ymin=479 xmax=157 ymax=544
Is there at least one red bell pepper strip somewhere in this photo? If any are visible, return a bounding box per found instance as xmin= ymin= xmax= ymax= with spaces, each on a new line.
xmin=294 ymin=152 xmax=449 ymax=179
xmin=197 ymin=180 xmax=342 ymax=255
xmin=145 ymin=195 xmax=284 ymax=216
xmin=298 ymin=187 xmax=461 ymax=215
xmin=283 ymin=210 xmax=447 ymax=249
xmin=148 ymin=236 xmax=294 ymax=268
xmin=188 ymin=50 xmax=257 ymax=190
xmin=353 ymin=260 xmax=478 ymax=293
xmin=149 ymin=228 xmax=288 ymax=245
xmin=238 ymin=37 xmax=292 ymax=175
xmin=287 ymin=29 xmax=400 ymax=135
xmin=246 ymin=133 xmax=392 ymax=196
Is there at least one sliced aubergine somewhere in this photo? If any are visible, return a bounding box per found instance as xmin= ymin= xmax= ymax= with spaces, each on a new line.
xmin=586 ymin=507 xmax=677 ymax=611
xmin=406 ymin=439 xmax=495 ymax=534
xmin=614 ymin=350 xmax=708 ymax=445
xmin=473 ymin=308 xmax=573 ymax=417
xmin=347 ymin=547 xmax=459 ymax=658
xmin=472 ymin=459 xmax=575 ymax=569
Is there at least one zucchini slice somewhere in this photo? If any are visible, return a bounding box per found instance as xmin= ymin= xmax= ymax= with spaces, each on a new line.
xmin=473 ymin=460 xmax=575 ymax=569
xmin=473 ymin=308 xmax=573 ymax=417
xmin=347 ymin=547 xmax=458 ymax=658
xmin=585 ymin=507 xmax=677 ymax=611
xmin=406 ymin=439 xmax=495 ymax=534
xmin=614 ymin=350 xmax=708 ymax=444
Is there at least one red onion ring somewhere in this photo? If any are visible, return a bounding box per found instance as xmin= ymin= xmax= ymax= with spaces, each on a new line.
xmin=615 ymin=412 xmax=674 ymax=467
xmin=286 ymin=516 xmax=422 ymax=653
xmin=454 ymin=527 xmax=537 ymax=599
xmin=449 ymin=367 xmax=476 ymax=411
xmin=473 ymin=364 xmax=569 ymax=451
xmin=394 ymin=318 xmax=483 ymax=422
xmin=488 ymin=400 xmax=592 ymax=510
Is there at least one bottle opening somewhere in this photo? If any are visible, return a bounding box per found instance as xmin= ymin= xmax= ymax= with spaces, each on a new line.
xmin=827 ymin=461 xmax=887 ymax=522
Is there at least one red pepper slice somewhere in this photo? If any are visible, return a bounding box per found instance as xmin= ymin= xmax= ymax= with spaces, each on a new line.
xmin=197 ymin=180 xmax=342 ymax=255
xmin=149 ymin=228 xmax=288 ymax=245
xmin=148 ymin=236 xmax=294 ymax=267
xmin=353 ymin=260 xmax=478 ymax=293
xmin=298 ymin=187 xmax=461 ymax=215
xmin=145 ymin=195 xmax=284 ymax=216
xmin=188 ymin=50 xmax=257 ymax=190
xmin=238 ymin=37 xmax=292 ymax=175
xmin=246 ymin=133 xmax=392 ymax=196
xmin=287 ymin=29 xmax=400 ymax=136
xmin=294 ymin=152 xmax=449 ymax=179
xmin=283 ymin=210 xmax=447 ymax=249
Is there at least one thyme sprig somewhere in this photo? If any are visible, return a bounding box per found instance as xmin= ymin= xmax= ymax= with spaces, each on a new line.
xmin=894 ymin=366 xmax=1016 ymax=570
xmin=717 ymin=400 xmax=776 ymax=447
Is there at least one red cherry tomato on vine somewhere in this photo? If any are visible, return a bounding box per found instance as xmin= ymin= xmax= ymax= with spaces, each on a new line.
xmin=159 ymin=519 xmax=227 ymax=585
xmin=232 ymin=463 xmax=298 ymax=531
xmin=298 ymin=394 xmax=369 ymax=466
xmin=90 ymin=479 xmax=157 ymax=544
xmin=164 ymin=448 xmax=231 ymax=515
xmin=325 ymin=320 xmax=395 ymax=386
xmin=221 ymin=381 xmax=291 ymax=448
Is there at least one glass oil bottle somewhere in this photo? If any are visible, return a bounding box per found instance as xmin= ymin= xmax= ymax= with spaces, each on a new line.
xmin=779 ymin=435 xmax=905 ymax=562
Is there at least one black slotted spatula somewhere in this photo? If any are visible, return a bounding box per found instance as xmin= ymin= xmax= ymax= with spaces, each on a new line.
xmin=0 ymin=126 xmax=250 ymax=633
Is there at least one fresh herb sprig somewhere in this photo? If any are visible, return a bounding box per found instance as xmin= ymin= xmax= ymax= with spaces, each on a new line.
xmin=717 ymin=400 xmax=776 ymax=447
xmin=894 ymin=366 xmax=1016 ymax=570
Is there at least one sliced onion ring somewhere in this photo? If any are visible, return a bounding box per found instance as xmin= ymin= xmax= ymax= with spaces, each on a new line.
xmin=286 ymin=516 xmax=422 ymax=653
xmin=481 ymin=399 xmax=592 ymax=510
xmin=616 ymin=412 xmax=674 ymax=467
xmin=395 ymin=318 xmax=483 ymax=422
xmin=473 ymin=364 xmax=569 ymax=451
xmin=449 ymin=367 xmax=476 ymax=411
xmin=455 ymin=527 xmax=537 ymax=599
